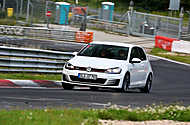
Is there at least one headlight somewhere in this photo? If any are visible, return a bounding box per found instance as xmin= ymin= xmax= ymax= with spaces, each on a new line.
xmin=106 ymin=67 xmax=122 ymax=74
xmin=65 ymin=62 xmax=75 ymax=70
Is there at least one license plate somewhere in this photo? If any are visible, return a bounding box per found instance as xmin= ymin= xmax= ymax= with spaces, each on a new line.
xmin=78 ymin=73 xmax=97 ymax=80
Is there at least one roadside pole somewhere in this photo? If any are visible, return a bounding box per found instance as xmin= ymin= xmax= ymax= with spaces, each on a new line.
xmin=178 ymin=7 xmax=184 ymax=40
xmin=26 ymin=0 xmax=30 ymax=22
xmin=46 ymin=10 xmax=52 ymax=29
xmin=45 ymin=1 xmax=51 ymax=29
xmin=75 ymin=0 xmax=78 ymax=5
xmin=128 ymin=0 xmax=134 ymax=35
xmin=16 ymin=0 xmax=19 ymax=19
xmin=2 ymin=0 xmax=5 ymax=11
xmin=79 ymin=8 xmax=87 ymax=31
xmin=20 ymin=0 xmax=23 ymax=16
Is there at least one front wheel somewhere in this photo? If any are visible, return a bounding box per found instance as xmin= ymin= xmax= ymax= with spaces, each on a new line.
xmin=121 ymin=73 xmax=130 ymax=92
xmin=62 ymin=83 xmax=74 ymax=90
xmin=140 ymin=74 xmax=152 ymax=93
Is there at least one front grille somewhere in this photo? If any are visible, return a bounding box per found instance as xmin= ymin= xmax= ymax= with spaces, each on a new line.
xmin=75 ymin=66 xmax=106 ymax=73
xmin=69 ymin=75 xmax=106 ymax=84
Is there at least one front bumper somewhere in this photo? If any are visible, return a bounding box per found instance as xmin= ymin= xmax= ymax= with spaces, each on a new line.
xmin=62 ymin=69 xmax=124 ymax=89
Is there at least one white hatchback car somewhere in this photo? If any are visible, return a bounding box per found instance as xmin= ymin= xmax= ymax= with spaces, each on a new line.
xmin=62 ymin=41 xmax=153 ymax=93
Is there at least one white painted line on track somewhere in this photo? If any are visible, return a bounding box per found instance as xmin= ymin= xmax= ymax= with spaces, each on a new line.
xmin=148 ymin=54 xmax=190 ymax=67
xmin=1 ymin=96 xmax=65 ymax=101
xmin=90 ymin=103 xmax=108 ymax=106
xmin=90 ymin=102 xmax=128 ymax=109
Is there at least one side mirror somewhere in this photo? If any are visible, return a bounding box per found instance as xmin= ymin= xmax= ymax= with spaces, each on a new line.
xmin=131 ymin=58 xmax=141 ymax=63
xmin=72 ymin=52 xmax=78 ymax=56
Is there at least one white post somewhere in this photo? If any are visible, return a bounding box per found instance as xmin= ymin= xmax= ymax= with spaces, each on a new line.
xmin=178 ymin=7 xmax=184 ymax=40
xmin=76 ymin=0 xmax=78 ymax=5
xmin=16 ymin=0 xmax=19 ymax=18
xmin=20 ymin=0 xmax=23 ymax=16
xmin=26 ymin=0 xmax=30 ymax=22
xmin=45 ymin=1 xmax=49 ymax=28
xmin=2 ymin=0 xmax=5 ymax=11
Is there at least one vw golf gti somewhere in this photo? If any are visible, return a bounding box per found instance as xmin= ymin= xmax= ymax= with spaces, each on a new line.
xmin=62 ymin=41 xmax=153 ymax=93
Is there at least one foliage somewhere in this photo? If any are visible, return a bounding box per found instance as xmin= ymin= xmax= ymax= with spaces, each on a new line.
xmin=0 ymin=105 xmax=190 ymax=125
xmin=97 ymin=105 xmax=190 ymax=122
xmin=51 ymin=0 xmax=190 ymax=12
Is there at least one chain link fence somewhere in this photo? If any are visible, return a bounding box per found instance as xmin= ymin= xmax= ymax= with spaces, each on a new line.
xmin=70 ymin=6 xmax=129 ymax=35
xmin=0 ymin=0 xmax=188 ymax=40
xmin=0 ymin=0 xmax=50 ymax=25
xmin=129 ymin=11 xmax=182 ymax=39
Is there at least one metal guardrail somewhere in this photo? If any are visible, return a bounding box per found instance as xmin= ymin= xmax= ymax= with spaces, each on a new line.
xmin=0 ymin=46 xmax=73 ymax=73
xmin=24 ymin=27 xmax=76 ymax=42
xmin=0 ymin=25 xmax=77 ymax=42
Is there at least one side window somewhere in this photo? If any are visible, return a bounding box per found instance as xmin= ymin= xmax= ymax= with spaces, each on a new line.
xmin=137 ymin=47 xmax=147 ymax=61
xmin=130 ymin=47 xmax=140 ymax=61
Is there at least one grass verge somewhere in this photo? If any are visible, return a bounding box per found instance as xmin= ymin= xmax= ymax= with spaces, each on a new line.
xmin=0 ymin=18 xmax=17 ymax=26
xmin=0 ymin=105 xmax=190 ymax=125
xmin=0 ymin=73 xmax=61 ymax=81
xmin=149 ymin=47 xmax=190 ymax=64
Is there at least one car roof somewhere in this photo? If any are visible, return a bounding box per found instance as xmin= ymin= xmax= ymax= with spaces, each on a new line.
xmin=91 ymin=41 xmax=141 ymax=48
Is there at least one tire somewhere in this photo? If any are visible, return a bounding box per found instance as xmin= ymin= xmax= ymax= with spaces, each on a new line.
xmin=62 ymin=83 xmax=74 ymax=90
xmin=121 ymin=73 xmax=130 ymax=92
xmin=90 ymin=87 xmax=98 ymax=91
xmin=140 ymin=74 xmax=152 ymax=93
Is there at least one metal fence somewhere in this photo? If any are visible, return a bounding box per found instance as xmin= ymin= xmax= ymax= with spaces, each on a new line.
xmin=0 ymin=0 xmax=49 ymax=25
xmin=129 ymin=11 xmax=183 ymax=39
xmin=181 ymin=19 xmax=190 ymax=40
xmin=71 ymin=15 xmax=129 ymax=35
xmin=0 ymin=0 xmax=187 ymax=39
xmin=71 ymin=9 xmax=184 ymax=38
xmin=24 ymin=27 xmax=76 ymax=41
xmin=0 ymin=46 xmax=73 ymax=73
xmin=87 ymin=8 xmax=129 ymax=22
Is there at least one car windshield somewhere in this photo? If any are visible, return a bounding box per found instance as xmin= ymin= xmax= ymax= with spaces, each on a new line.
xmin=78 ymin=44 xmax=129 ymax=60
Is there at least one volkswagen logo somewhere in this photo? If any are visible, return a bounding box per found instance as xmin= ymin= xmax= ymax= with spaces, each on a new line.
xmin=86 ymin=67 xmax=92 ymax=72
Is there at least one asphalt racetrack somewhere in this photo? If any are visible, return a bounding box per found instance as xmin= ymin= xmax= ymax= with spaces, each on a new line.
xmin=0 ymin=37 xmax=190 ymax=109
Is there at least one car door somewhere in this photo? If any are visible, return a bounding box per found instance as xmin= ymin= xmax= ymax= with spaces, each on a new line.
xmin=128 ymin=47 xmax=142 ymax=85
xmin=137 ymin=47 xmax=149 ymax=83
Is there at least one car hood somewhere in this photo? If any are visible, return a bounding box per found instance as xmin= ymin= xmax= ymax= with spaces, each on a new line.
xmin=69 ymin=56 xmax=126 ymax=69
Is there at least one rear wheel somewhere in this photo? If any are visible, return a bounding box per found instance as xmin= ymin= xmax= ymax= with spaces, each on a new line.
xmin=62 ymin=83 xmax=74 ymax=90
xmin=140 ymin=74 xmax=152 ymax=93
xmin=121 ymin=73 xmax=130 ymax=92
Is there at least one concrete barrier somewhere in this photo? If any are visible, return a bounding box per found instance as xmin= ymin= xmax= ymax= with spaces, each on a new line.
xmin=155 ymin=36 xmax=190 ymax=54
xmin=0 ymin=26 xmax=24 ymax=35
xmin=172 ymin=40 xmax=190 ymax=54
xmin=155 ymin=35 xmax=177 ymax=51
